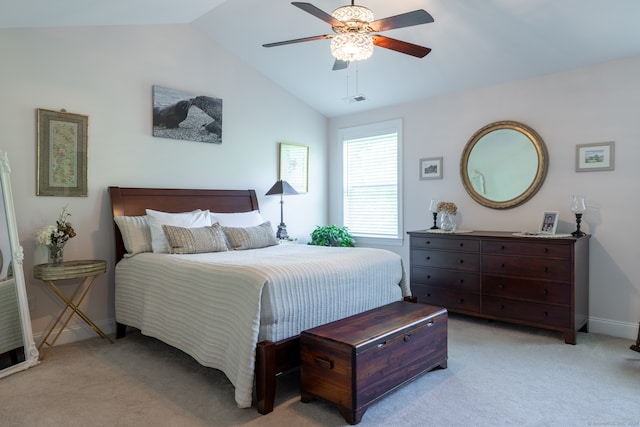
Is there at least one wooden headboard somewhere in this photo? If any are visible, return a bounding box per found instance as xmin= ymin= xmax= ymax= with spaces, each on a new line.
xmin=108 ymin=186 xmax=259 ymax=262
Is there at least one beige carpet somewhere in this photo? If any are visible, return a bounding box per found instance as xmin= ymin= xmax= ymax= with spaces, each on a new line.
xmin=1 ymin=314 xmax=639 ymax=427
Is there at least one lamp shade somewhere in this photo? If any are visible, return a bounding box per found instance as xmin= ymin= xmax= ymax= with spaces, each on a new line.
xmin=265 ymin=180 xmax=299 ymax=196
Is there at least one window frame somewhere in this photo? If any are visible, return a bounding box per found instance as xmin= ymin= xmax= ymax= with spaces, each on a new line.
xmin=338 ymin=119 xmax=403 ymax=246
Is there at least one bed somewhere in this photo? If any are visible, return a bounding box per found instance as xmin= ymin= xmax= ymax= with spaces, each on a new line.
xmin=108 ymin=186 xmax=408 ymax=414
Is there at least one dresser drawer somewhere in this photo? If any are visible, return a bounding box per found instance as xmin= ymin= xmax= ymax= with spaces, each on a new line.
xmin=482 ymin=254 xmax=571 ymax=282
xmin=411 ymin=284 xmax=480 ymax=312
xmin=412 ymin=249 xmax=480 ymax=272
xmin=483 ymin=240 xmax=571 ymax=259
xmin=482 ymin=296 xmax=571 ymax=327
xmin=411 ymin=236 xmax=479 ymax=252
xmin=483 ymin=275 xmax=570 ymax=304
xmin=411 ymin=266 xmax=480 ymax=292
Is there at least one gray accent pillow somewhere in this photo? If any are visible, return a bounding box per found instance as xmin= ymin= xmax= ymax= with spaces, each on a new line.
xmin=223 ymin=221 xmax=278 ymax=250
xmin=162 ymin=223 xmax=228 ymax=254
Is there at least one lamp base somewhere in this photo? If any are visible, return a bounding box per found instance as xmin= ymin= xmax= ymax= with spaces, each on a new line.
xmin=276 ymin=223 xmax=289 ymax=240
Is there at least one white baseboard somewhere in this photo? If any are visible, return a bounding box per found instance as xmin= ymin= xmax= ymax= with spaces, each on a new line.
xmin=33 ymin=318 xmax=116 ymax=348
xmin=588 ymin=316 xmax=639 ymax=340
xmin=31 ymin=316 xmax=639 ymax=347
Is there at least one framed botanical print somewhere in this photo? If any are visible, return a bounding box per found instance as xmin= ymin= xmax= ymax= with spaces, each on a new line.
xmin=279 ymin=143 xmax=309 ymax=193
xmin=36 ymin=109 xmax=88 ymax=196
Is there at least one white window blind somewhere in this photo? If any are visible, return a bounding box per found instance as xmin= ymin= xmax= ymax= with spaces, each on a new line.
xmin=342 ymin=122 xmax=401 ymax=240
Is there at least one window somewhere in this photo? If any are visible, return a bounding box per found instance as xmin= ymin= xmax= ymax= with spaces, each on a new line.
xmin=340 ymin=119 xmax=402 ymax=244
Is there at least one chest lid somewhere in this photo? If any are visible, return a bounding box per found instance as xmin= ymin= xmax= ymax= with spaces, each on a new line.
xmin=303 ymin=301 xmax=446 ymax=350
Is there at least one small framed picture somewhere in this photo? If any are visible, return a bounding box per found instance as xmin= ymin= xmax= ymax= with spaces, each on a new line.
xmin=539 ymin=211 xmax=559 ymax=234
xmin=420 ymin=157 xmax=443 ymax=180
xmin=575 ymin=141 xmax=615 ymax=172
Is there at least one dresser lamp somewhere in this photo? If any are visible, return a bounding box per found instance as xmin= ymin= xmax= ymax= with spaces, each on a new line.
xmin=266 ymin=180 xmax=299 ymax=239
xmin=571 ymin=194 xmax=586 ymax=237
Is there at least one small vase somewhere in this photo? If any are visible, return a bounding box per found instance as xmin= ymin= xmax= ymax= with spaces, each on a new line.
xmin=48 ymin=244 xmax=64 ymax=265
xmin=440 ymin=212 xmax=456 ymax=232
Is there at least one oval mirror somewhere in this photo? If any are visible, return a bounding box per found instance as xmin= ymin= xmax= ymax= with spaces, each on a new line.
xmin=460 ymin=121 xmax=548 ymax=209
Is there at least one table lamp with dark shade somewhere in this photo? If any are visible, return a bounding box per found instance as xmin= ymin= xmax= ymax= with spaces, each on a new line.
xmin=265 ymin=180 xmax=299 ymax=239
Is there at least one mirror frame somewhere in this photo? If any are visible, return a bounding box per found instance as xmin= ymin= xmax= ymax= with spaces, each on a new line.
xmin=460 ymin=120 xmax=548 ymax=209
xmin=0 ymin=151 xmax=39 ymax=379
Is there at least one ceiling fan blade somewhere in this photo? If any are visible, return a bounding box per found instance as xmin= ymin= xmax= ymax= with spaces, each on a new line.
xmin=372 ymin=35 xmax=432 ymax=58
xmin=332 ymin=59 xmax=350 ymax=71
xmin=369 ymin=9 xmax=434 ymax=32
xmin=292 ymin=2 xmax=344 ymax=27
xmin=263 ymin=34 xmax=332 ymax=48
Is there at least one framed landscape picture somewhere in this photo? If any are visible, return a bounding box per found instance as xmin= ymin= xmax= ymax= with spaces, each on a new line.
xmin=420 ymin=157 xmax=443 ymax=180
xmin=575 ymin=141 xmax=615 ymax=172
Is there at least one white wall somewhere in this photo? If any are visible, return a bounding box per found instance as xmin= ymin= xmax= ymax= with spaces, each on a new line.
xmin=329 ymin=55 xmax=640 ymax=340
xmin=0 ymin=25 xmax=328 ymax=343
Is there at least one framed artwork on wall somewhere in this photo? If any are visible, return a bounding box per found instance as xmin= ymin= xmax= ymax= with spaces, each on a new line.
xmin=539 ymin=211 xmax=559 ymax=234
xmin=279 ymin=142 xmax=309 ymax=193
xmin=152 ymin=85 xmax=223 ymax=144
xmin=36 ymin=109 xmax=88 ymax=197
xmin=420 ymin=157 xmax=443 ymax=180
xmin=575 ymin=141 xmax=615 ymax=172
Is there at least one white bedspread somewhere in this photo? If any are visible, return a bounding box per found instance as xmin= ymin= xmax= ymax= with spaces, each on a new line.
xmin=115 ymin=244 xmax=407 ymax=408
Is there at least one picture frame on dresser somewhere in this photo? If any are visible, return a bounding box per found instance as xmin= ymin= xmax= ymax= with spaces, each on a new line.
xmin=539 ymin=211 xmax=559 ymax=234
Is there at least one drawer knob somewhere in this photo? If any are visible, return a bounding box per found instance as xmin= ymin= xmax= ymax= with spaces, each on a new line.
xmin=459 ymin=298 xmax=465 ymax=303
xmin=498 ymin=284 xmax=504 ymax=289
xmin=501 ymin=245 xmax=505 ymax=250
xmin=544 ymin=311 xmax=549 ymax=317
xmin=544 ymin=267 xmax=549 ymax=273
xmin=425 ymin=241 xmax=431 ymax=245
xmin=459 ymin=243 xmax=464 ymax=247
xmin=543 ymin=289 xmax=549 ymax=295
xmin=377 ymin=341 xmax=387 ymax=348
xmin=426 ymin=256 xmax=431 ymax=260
xmin=501 ymin=263 xmax=506 ymax=268
xmin=404 ymin=334 xmax=412 ymax=342
xmin=459 ymin=259 xmax=464 ymax=264
xmin=427 ymin=275 xmax=431 ymax=279
xmin=427 ymin=320 xmax=434 ymax=327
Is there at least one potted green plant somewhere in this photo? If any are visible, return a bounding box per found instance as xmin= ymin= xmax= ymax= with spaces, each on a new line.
xmin=308 ymin=225 xmax=355 ymax=247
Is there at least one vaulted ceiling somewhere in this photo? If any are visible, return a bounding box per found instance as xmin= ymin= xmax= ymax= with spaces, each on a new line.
xmin=3 ymin=0 xmax=640 ymax=117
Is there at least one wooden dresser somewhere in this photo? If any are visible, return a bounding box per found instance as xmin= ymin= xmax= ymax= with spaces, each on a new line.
xmin=407 ymin=230 xmax=589 ymax=344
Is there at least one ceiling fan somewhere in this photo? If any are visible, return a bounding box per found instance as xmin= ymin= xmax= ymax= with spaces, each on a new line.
xmin=263 ymin=1 xmax=434 ymax=70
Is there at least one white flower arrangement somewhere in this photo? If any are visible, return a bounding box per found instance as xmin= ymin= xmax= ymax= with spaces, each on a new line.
xmin=35 ymin=206 xmax=76 ymax=248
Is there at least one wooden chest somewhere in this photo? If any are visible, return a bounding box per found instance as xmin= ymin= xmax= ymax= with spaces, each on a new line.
xmin=300 ymin=301 xmax=448 ymax=425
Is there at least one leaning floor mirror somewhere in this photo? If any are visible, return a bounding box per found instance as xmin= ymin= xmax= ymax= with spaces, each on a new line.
xmin=0 ymin=151 xmax=39 ymax=378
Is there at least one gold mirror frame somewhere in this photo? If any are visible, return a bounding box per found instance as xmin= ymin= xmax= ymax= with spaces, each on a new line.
xmin=460 ymin=121 xmax=548 ymax=209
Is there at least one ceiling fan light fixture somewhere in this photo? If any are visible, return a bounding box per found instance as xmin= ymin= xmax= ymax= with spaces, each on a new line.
xmin=331 ymin=5 xmax=374 ymax=24
xmin=330 ymin=33 xmax=374 ymax=62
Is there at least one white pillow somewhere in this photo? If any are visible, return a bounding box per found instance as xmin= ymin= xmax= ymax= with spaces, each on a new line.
xmin=113 ymin=215 xmax=152 ymax=257
xmin=210 ymin=210 xmax=265 ymax=227
xmin=146 ymin=209 xmax=211 ymax=253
